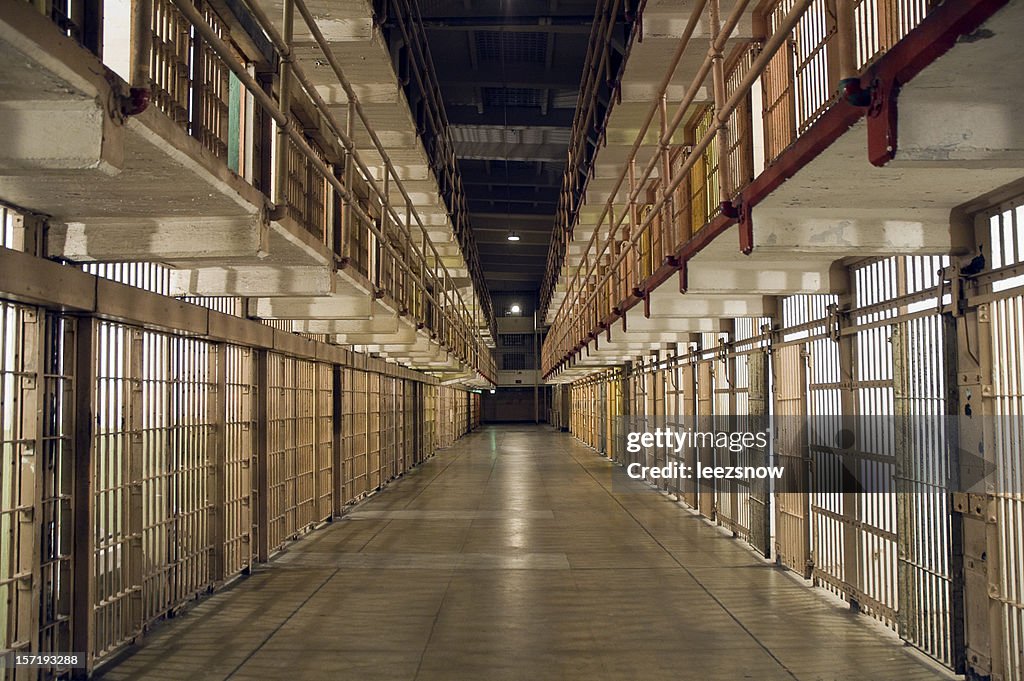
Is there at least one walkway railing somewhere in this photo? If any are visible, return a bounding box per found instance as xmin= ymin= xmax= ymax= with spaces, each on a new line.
xmin=19 ymin=0 xmax=496 ymax=380
xmin=538 ymin=0 xmax=644 ymax=318
xmin=540 ymin=0 xmax=933 ymax=376
xmin=373 ymin=0 xmax=496 ymax=339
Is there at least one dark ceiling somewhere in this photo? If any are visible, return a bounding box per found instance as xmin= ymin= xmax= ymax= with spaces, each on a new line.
xmin=417 ymin=0 xmax=596 ymax=297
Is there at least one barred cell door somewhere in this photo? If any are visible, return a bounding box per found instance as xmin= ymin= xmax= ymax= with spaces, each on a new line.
xmin=892 ymin=318 xmax=956 ymax=666
xmin=680 ymin=361 xmax=698 ymax=509
xmin=598 ymin=381 xmax=607 ymax=454
xmin=696 ymin=357 xmax=716 ymax=520
xmin=748 ymin=348 xmax=772 ymax=558
xmin=608 ymin=377 xmax=622 ymax=460
xmin=774 ymin=342 xmax=811 ymax=577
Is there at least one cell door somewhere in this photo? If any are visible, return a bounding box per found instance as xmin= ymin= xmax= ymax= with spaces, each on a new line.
xmin=607 ymin=377 xmax=622 ymax=460
xmin=748 ymin=348 xmax=772 ymax=558
xmin=892 ymin=316 xmax=956 ymax=666
xmin=598 ymin=381 xmax=608 ymax=454
xmin=697 ymin=357 xmax=716 ymax=520
xmin=774 ymin=342 xmax=811 ymax=577
xmin=680 ymin=361 xmax=698 ymax=509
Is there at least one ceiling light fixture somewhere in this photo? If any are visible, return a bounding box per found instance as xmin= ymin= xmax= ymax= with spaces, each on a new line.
xmin=507 ymin=231 xmax=520 ymax=241
xmin=510 ymin=304 xmax=522 ymax=314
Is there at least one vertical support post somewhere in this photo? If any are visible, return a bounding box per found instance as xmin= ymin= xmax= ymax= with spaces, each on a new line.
xmin=129 ymin=0 xmax=150 ymax=90
xmin=834 ymin=280 xmax=863 ymax=610
xmin=708 ymin=0 xmax=733 ymax=205
xmin=256 ymin=73 xmax=275 ymax=199
xmin=127 ymin=329 xmax=144 ymax=637
xmin=16 ymin=307 xmax=44 ymax=681
xmin=534 ymin=311 xmax=540 ymax=424
xmin=274 ymin=0 xmax=295 ymax=209
xmin=659 ymin=94 xmax=674 ymax=252
xmin=208 ymin=343 xmax=227 ymax=585
xmin=331 ymin=166 xmax=343 ymax=262
xmin=955 ymin=297 xmax=1002 ymax=678
xmin=71 ymin=317 xmax=95 ymax=678
xmin=190 ymin=0 xmax=207 ymax=144
xmin=11 ymin=211 xmax=46 ymax=258
xmin=332 ymin=365 xmax=344 ymax=517
xmin=254 ymin=350 xmax=270 ymax=563
xmin=834 ymin=0 xmax=857 ymax=84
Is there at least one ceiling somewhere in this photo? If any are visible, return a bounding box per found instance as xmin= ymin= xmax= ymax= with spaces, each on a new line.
xmin=416 ymin=0 xmax=597 ymax=297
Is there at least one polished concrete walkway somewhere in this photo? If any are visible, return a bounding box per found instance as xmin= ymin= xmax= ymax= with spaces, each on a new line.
xmin=97 ymin=425 xmax=954 ymax=681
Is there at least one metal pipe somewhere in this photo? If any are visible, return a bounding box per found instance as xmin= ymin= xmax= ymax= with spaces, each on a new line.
xmin=274 ymin=0 xmax=294 ymax=208
xmin=123 ymin=0 xmax=153 ymax=115
xmin=835 ymin=0 xmax=871 ymax=106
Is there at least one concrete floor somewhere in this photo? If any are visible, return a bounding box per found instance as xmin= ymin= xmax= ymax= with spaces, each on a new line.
xmin=96 ymin=425 xmax=956 ymax=681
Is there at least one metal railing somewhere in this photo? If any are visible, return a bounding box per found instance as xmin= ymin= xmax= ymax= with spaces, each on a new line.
xmin=540 ymin=0 xmax=933 ymax=377
xmin=21 ymin=0 xmax=497 ymax=382
xmin=538 ymin=0 xmax=644 ymax=317
xmin=373 ymin=0 xmax=496 ymax=340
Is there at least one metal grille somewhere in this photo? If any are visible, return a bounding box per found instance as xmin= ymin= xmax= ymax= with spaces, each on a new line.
xmin=761 ymin=32 xmax=797 ymax=163
xmin=367 ymin=373 xmax=381 ymax=489
xmin=149 ymin=0 xmax=232 ymax=158
xmin=421 ymin=384 xmax=436 ymax=462
xmin=989 ymin=203 xmax=1024 ymax=680
xmin=791 ymin=0 xmax=834 ymax=135
xmin=854 ymin=0 xmax=930 ymax=69
xmin=893 ymin=306 xmax=954 ymax=665
xmin=501 ymin=353 xmax=529 ymax=371
xmin=475 ymin=31 xmax=549 ymax=63
xmin=0 ymin=303 xmax=42 ymax=668
xmin=265 ymin=354 xmax=318 ymax=552
xmin=38 ymin=313 xmax=74 ymax=672
xmin=481 ymin=87 xmax=543 ymax=108
xmin=92 ymin=321 xmax=136 ymax=657
xmin=315 ymin=363 xmax=333 ymax=520
xmin=223 ymin=345 xmax=254 ymax=577
xmin=342 ymin=368 xmax=368 ymax=502
xmin=846 ymin=259 xmax=899 ymax=627
xmin=82 ymin=262 xmax=172 ymax=295
xmin=139 ymin=333 xmax=216 ymax=623
xmin=283 ymin=136 xmax=330 ymax=240
xmin=180 ymin=297 xmax=245 ymax=317
xmin=194 ymin=5 xmax=230 ymax=158
xmin=151 ymin=0 xmax=192 ymax=129
xmin=689 ymin=107 xmax=720 ymax=231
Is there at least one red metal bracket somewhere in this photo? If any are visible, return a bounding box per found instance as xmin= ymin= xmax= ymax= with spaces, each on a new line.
xmin=678 ymin=261 xmax=689 ymax=294
xmin=643 ymin=294 xmax=651 ymax=319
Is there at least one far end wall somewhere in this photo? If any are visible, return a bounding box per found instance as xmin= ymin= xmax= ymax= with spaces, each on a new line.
xmin=482 ymin=387 xmax=551 ymax=423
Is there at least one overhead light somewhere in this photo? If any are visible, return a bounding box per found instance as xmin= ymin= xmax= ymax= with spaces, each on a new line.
xmin=510 ymin=304 xmax=521 ymax=314
xmin=489 ymin=389 xmax=496 ymax=394
xmin=507 ymin=231 xmax=520 ymax=241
